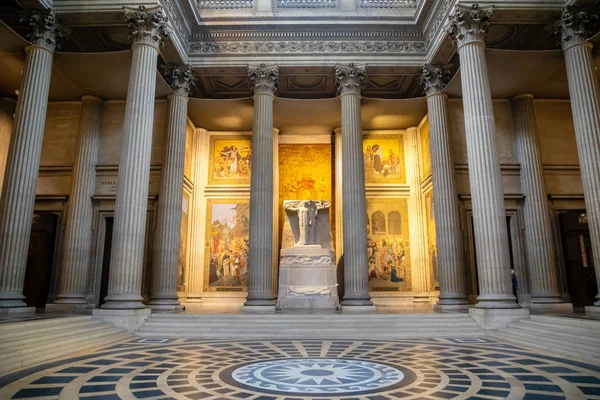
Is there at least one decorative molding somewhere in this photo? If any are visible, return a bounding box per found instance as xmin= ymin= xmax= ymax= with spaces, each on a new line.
xmin=247 ymin=64 xmax=280 ymax=95
xmin=420 ymin=64 xmax=452 ymax=95
xmin=446 ymin=4 xmax=493 ymax=47
xmin=189 ymin=40 xmax=426 ymax=54
xmin=361 ymin=0 xmax=416 ymax=8
xmin=124 ymin=5 xmax=170 ymax=47
xmin=335 ymin=63 xmax=367 ymax=95
xmin=198 ymin=0 xmax=253 ymax=9
xmin=279 ymin=0 xmax=336 ymax=8
xmin=160 ymin=0 xmax=191 ymax=51
xmin=22 ymin=9 xmax=64 ymax=51
xmin=553 ymin=6 xmax=598 ymax=50
xmin=162 ymin=64 xmax=195 ymax=95
xmin=280 ymin=255 xmax=333 ymax=266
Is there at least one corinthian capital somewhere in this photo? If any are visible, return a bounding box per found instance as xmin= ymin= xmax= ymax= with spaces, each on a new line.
xmin=247 ymin=64 xmax=279 ymax=95
xmin=335 ymin=63 xmax=366 ymax=96
xmin=163 ymin=65 xmax=195 ymax=96
xmin=553 ymin=7 xmax=598 ymax=51
xmin=446 ymin=4 xmax=493 ymax=47
xmin=420 ymin=64 xmax=452 ymax=96
xmin=124 ymin=5 xmax=170 ymax=48
xmin=22 ymin=9 xmax=63 ymax=51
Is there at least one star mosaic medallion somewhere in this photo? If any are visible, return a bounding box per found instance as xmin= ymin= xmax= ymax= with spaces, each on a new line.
xmin=1 ymin=338 xmax=599 ymax=399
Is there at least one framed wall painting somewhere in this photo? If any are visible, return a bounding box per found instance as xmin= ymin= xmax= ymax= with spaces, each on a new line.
xmin=363 ymin=135 xmax=406 ymax=184
xmin=208 ymin=136 xmax=252 ymax=185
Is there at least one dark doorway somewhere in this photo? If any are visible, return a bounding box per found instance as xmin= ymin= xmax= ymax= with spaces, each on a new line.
xmin=559 ymin=211 xmax=597 ymax=308
xmin=99 ymin=217 xmax=114 ymax=307
xmin=24 ymin=212 xmax=58 ymax=308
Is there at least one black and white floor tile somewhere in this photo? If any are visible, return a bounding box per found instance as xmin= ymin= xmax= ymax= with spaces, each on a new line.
xmin=1 ymin=338 xmax=599 ymax=399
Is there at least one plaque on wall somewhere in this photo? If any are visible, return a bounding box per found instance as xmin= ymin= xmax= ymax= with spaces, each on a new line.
xmin=203 ymin=199 xmax=250 ymax=292
xmin=208 ymin=136 xmax=252 ymax=185
xmin=366 ymin=197 xmax=411 ymax=292
xmin=363 ymin=135 xmax=406 ymax=184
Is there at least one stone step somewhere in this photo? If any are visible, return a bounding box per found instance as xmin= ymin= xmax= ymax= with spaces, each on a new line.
xmin=140 ymin=320 xmax=480 ymax=328
xmin=506 ymin=324 xmax=600 ymax=353
xmin=487 ymin=329 xmax=599 ymax=365
xmin=0 ymin=322 xmax=117 ymax=350
xmin=515 ymin=320 xmax=600 ymax=343
xmin=0 ymin=319 xmax=107 ymax=344
xmin=0 ymin=315 xmax=92 ymax=334
xmin=150 ymin=313 xmax=468 ymax=320
xmin=530 ymin=314 xmax=600 ymax=330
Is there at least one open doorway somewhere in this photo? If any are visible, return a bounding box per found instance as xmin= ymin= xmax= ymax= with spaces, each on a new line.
xmin=98 ymin=216 xmax=114 ymax=307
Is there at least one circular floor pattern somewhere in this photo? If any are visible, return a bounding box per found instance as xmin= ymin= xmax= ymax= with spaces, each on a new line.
xmin=1 ymin=338 xmax=600 ymax=399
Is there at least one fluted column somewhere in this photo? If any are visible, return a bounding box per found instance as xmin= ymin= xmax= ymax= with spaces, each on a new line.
xmin=53 ymin=96 xmax=104 ymax=307
xmin=0 ymin=10 xmax=61 ymax=310
xmin=149 ymin=66 xmax=194 ymax=310
xmin=0 ymin=98 xmax=17 ymax=193
xmin=511 ymin=94 xmax=564 ymax=304
xmin=244 ymin=64 xmax=278 ymax=308
xmin=421 ymin=65 xmax=469 ymax=307
xmin=555 ymin=8 xmax=600 ymax=309
xmin=335 ymin=64 xmax=373 ymax=308
xmin=448 ymin=5 xmax=519 ymax=309
xmin=101 ymin=6 xmax=169 ymax=310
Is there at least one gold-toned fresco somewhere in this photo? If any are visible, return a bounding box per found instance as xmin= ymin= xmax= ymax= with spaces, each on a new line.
xmin=208 ymin=136 xmax=252 ymax=184
xmin=425 ymin=190 xmax=439 ymax=290
xmin=420 ymin=120 xmax=432 ymax=179
xmin=177 ymin=193 xmax=190 ymax=292
xmin=366 ymin=198 xmax=411 ymax=291
xmin=204 ymin=199 xmax=250 ymax=292
xmin=279 ymin=144 xmax=334 ymax=249
xmin=363 ymin=136 xmax=406 ymax=184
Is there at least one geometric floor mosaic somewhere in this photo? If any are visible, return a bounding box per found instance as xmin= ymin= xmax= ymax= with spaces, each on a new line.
xmin=1 ymin=338 xmax=599 ymax=399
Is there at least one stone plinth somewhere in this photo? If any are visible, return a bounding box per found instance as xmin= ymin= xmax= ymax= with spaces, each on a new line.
xmin=469 ymin=307 xmax=530 ymax=330
xmin=93 ymin=308 xmax=151 ymax=332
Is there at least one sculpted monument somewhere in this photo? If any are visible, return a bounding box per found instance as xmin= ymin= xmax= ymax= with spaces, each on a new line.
xmin=277 ymin=200 xmax=339 ymax=310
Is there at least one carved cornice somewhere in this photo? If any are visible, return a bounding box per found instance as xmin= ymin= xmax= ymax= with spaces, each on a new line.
xmin=160 ymin=0 xmax=191 ymax=50
xmin=124 ymin=5 xmax=170 ymax=48
xmin=163 ymin=64 xmax=195 ymax=96
xmin=553 ymin=6 xmax=598 ymax=51
xmin=335 ymin=63 xmax=367 ymax=96
xmin=247 ymin=64 xmax=280 ymax=95
xmin=446 ymin=4 xmax=493 ymax=48
xmin=420 ymin=64 xmax=451 ymax=96
xmin=189 ymin=40 xmax=426 ymax=54
xmin=22 ymin=9 xmax=64 ymax=51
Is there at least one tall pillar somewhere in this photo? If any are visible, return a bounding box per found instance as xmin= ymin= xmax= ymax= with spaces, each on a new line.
xmin=421 ymin=65 xmax=469 ymax=309
xmin=0 ymin=10 xmax=61 ymax=312
xmin=554 ymin=7 xmax=600 ymax=311
xmin=149 ymin=66 xmax=194 ymax=310
xmin=50 ymin=96 xmax=103 ymax=310
xmin=335 ymin=63 xmax=374 ymax=310
xmin=404 ymin=126 xmax=430 ymax=303
xmin=244 ymin=64 xmax=278 ymax=310
xmin=99 ymin=6 xmax=169 ymax=311
xmin=511 ymin=94 xmax=566 ymax=307
xmin=0 ymin=98 xmax=17 ymax=193
xmin=447 ymin=5 xmax=521 ymax=313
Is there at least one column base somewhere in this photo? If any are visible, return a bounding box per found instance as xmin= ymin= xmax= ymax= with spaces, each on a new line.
xmin=242 ymin=305 xmax=276 ymax=313
xmin=149 ymin=303 xmax=184 ymax=311
xmin=434 ymin=303 xmax=471 ymax=311
xmin=0 ymin=306 xmax=35 ymax=314
xmin=45 ymin=303 xmax=89 ymax=313
xmin=469 ymin=307 xmax=530 ymax=330
xmin=475 ymin=293 xmax=521 ymax=309
xmin=413 ymin=295 xmax=430 ymax=304
xmin=341 ymin=305 xmax=376 ymax=313
xmin=100 ymin=294 xmax=145 ymax=310
xmin=92 ymin=308 xmax=151 ymax=332
xmin=528 ymin=302 xmax=573 ymax=311
xmin=585 ymin=305 xmax=600 ymax=314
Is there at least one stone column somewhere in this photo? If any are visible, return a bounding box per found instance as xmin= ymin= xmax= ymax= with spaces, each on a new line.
xmin=511 ymin=94 xmax=565 ymax=306
xmin=447 ymin=5 xmax=521 ymax=311
xmin=244 ymin=64 xmax=278 ymax=310
xmin=50 ymin=96 xmax=103 ymax=310
xmin=99 ymin=6 xmax=169 ymax=311
xmin=0 ymin=98 xmax=17 ymax=193
xmin=421 ymin=65 xmax=469 ymax=309
xmin=335 ymin=64 xmax=374 ymax=310
xmin=404 ymin=126 xmax=430 ymax=303
xmin=0 ymin=10 xmax=61 ymax=312
xmin=149 ymin=65 xmax=194 ymax=310
xmin=554 ymin=8 xmax=600 ymax=311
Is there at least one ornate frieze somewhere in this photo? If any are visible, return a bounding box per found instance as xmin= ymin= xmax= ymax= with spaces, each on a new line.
xmin=278 ymin=0 xmax=336 ymax=8
xmin=446 ymin=4 xmax=493 ymax=47
xmin=420 ymin=64 xmax=452 ymax=96
xmin=22 ymin=9 xmax=63 ymax=51
xmin=189 ymin=40 xmax=426 ymax=54
xmin=335 ymin=63 xmax=366 ymax=96
xmin=199 ymin=0 xmax=253 ymax=9
xmin=360 ymin=0 xmax=416 ymax=9
xmin=553 ymin=7 xmax=598 ymax=51
xmin=162 ymin=65 xmax=195 ymax=96
xmin=124 ymin=5 xmax=170 ymax=47
xmin=247 ymin=64 xmax=280 ymax=95
xmin=160 ymin=0 xmax=191 ymax=50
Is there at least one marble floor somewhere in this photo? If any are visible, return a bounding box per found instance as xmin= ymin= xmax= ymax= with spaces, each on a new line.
xmin=1 ymin=337 xmax=599 ymax=400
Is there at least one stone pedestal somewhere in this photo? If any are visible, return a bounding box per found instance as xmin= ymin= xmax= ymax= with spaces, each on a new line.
xmin=469 ymin=307 xmax=530 ymax=330
xmin=93 ymin=308 xmax=151 ymax=332
xmin=45 ymin=303 xmax=87 ymax=313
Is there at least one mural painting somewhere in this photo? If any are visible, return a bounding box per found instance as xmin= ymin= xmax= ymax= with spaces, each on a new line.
xmin=204 ymin=200 xmax=250 ymax=292
xmin=177 ymin=193 xmax=190 ymax=292
xmin=209 ymin=137 xmax=252 ymax=184
xmin=366 ymin=198 xmax=411 ymax=291
xmin=363 ymin=136 xmax=406 ymax=184
xmin=425 ymin=190 xmax=438 ymax=290
xmin=420 ymin=120 xmax=432 ymax=179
